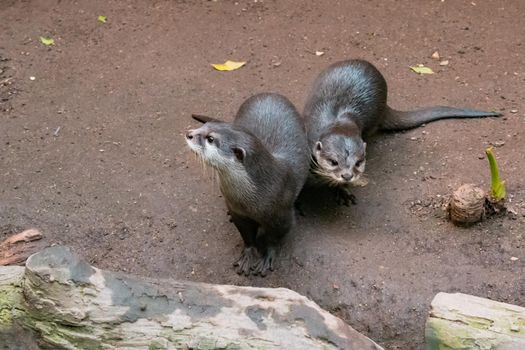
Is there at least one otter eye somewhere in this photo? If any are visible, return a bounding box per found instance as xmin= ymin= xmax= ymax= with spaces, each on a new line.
xmin=206 ymin=135 xmax=214 ymax=143
xmin=328 ymin=159 xmax=338 ymax=166
xmin=355 ymin=159 xmax=363 ymax=168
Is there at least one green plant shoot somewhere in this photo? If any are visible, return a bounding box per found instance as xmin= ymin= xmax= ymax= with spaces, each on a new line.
xmin=485 ymin=147 xmax=506 ymax=201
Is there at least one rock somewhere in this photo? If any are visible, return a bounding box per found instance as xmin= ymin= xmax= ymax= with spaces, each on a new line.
xmin=0 ymin=228 xmax=44 ymax=266
xmin=491 ymin=140 xmax=505 ymax=147
xmin=426 ymin=292 xmax=525 ymax=349
xmin=0 ymin=246 xmax=383 ymax=350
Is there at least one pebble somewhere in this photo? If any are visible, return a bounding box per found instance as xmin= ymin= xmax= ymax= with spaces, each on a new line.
xmin=29 ymin=76 xmax=35 ymax=81
xmin=510 ymin=257 xmax=518 ymax=261
xmin=492 ymin=140 xmax=505 ymax=147
xmin=439 ymin=60 xmax=449 ymax=66
xmin=510 ymin=109 xmax=518 ymax=113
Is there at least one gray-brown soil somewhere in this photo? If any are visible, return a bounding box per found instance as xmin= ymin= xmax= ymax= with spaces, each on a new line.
xmin=1 ymin=1 xmax=524 ymax=349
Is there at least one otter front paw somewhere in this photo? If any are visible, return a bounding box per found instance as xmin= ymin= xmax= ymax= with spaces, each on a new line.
xmin=334 ymin=187 xmax=357 ymax=206
xmin=252 ymin=248 xmax=276 ymax=277
xmin=233 ymin=247 xmax=258 ymax=276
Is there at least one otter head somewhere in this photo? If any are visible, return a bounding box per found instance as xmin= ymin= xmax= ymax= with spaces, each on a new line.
xmin=185 ymin=122 xmax=247 ymax=171
xmin=312 ymin=132 xmax=366 ymax=186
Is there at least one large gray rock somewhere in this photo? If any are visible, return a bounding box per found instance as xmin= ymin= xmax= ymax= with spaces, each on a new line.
xmin=426 ymin=292 xmax=525 ymax=350
xmin=0 ymin=246 xmax=383 ymax=350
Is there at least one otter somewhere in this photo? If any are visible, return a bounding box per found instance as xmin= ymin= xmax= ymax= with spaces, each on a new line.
xmin=303 ymin=59 xmax=500 ymax=205
xmin=186 ymin=93 xmax=309 ymax=276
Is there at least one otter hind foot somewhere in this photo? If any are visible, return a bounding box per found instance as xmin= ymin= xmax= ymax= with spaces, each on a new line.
xmin=252 ymin=248 xmax=276 ymax=277
xmin=233 ymin=247 xmax=258 ymax=276
xmin=334 ymin=187 xmax=357 ymax=206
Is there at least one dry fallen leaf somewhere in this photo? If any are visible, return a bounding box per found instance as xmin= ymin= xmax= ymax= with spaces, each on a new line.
xmin=410 ymin=65 xmax=434 ymax=75
xmin=40 ymin=36 xmax=55 ymax=46
xmin=98 ymin=15 xmax=107 ymax=23
xmin=211 ymin=60 xmax=246 ymax=71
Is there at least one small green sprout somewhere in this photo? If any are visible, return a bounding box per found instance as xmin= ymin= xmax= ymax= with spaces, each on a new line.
xmin=485 ymin=147 xmax=506 ymax=201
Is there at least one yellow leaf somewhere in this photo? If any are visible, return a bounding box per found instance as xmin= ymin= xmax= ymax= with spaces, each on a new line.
xmin=211 ymin=60 xmax=246 ymax=71
xmin=40 ymin=37 xmax=55 ymax=46
xmin=98 ymin=15 xmax=107 ymax=23
xmin=410 ymin=65 xmax=434 ymax=75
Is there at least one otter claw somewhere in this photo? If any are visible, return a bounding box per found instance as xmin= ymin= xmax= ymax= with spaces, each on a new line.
xmin=252 ymin=250 xmax=276 ymax=277
xmin=234 ymin=247 xmax=258 ymax=276
xmin=334 ymin=188 xmax=357 ymax=206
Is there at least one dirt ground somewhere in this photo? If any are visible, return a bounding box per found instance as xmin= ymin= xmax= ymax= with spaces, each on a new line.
xmin=1 ymin=0 xmax=524 ymax=348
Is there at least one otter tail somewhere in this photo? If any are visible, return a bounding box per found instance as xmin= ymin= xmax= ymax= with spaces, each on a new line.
xmin=191 ymin=114 xmax=220 ymax=123
xmin=381 ymin=106 xmax=501 ymax=131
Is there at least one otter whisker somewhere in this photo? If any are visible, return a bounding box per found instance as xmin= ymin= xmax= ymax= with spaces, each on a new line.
xmin=311 ymin=169 xmax=346 ymax=188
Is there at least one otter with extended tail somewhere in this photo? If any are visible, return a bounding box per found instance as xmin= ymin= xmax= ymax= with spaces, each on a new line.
xmin=304 ymin=59 xmax=500 ymax=205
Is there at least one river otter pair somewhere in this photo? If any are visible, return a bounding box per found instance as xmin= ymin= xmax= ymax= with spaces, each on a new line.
xmin=185 ymin=59 xmax=499 ymax=276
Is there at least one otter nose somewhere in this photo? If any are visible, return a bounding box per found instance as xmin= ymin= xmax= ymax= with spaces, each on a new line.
xmin=341 ymin=173 xmax=354 ymax=182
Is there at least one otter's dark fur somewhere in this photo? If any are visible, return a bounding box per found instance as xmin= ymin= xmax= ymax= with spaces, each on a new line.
xmin=304 ymin=59 xmax=500 ymax=204
xmin=186 ymin=93 xmax=309 ymax=276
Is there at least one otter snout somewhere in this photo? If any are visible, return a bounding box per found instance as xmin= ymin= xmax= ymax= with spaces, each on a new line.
xmin=341 ymin=173 xmax=354 ymax=182
xmin=186 ymin=129 xmax=199 ymax=140
xmin=185 ymin=129 xmax=206 ymax=156
xmin=185 ymin=129 xmax=204 ymax=146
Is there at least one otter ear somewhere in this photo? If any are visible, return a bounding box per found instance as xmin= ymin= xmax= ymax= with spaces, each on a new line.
xmin=363 ymin=142 xmax=367 ymax=151
xmin=316 ymin=141 xmax=323 ymax=151
xmin=232 ymin=147 xmax=246 ymax=162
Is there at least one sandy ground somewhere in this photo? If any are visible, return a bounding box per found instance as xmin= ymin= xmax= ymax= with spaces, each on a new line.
xmin=1 ymin=1 xmax=524 ymax=348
